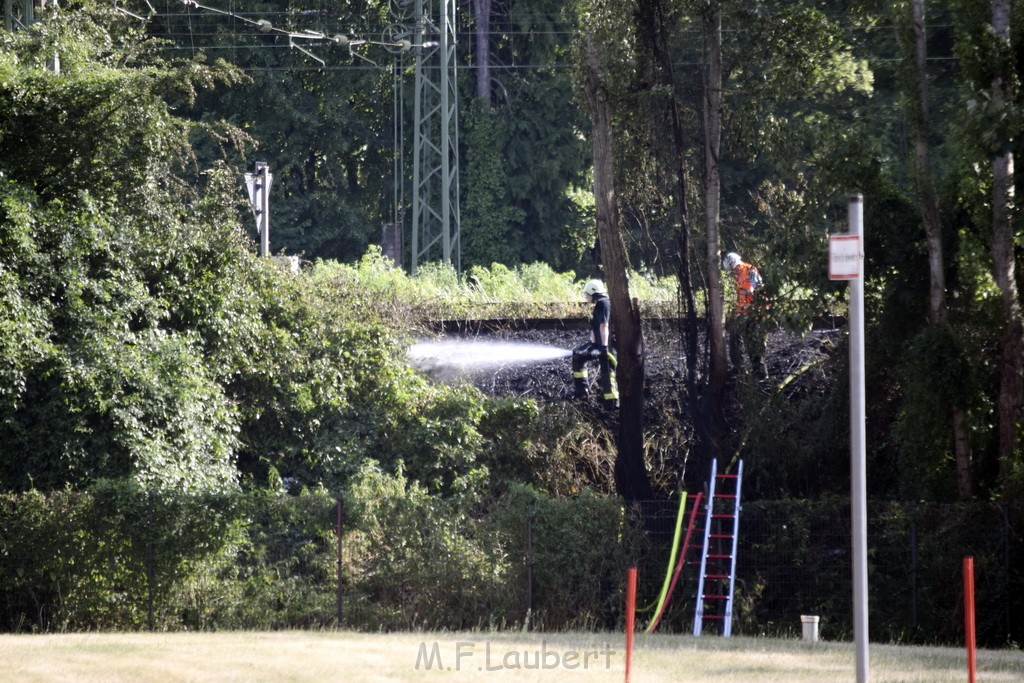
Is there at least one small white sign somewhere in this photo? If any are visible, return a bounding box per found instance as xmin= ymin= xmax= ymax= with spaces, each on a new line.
xmin=829 ymin=234 xmax=861 ymax=280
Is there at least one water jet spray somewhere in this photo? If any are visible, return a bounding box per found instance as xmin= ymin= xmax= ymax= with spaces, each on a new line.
xmin=407 ymin=339 xmax=571 ymax=380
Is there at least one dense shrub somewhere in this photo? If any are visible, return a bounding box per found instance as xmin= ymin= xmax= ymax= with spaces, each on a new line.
xmin=167 ymin=492 xmax=337 ymax=630
xmin=485 ymin=484 xmax=639 ymax=630
xmin=1 ymin=490 xmax=1020 ymax=645
xmin=315 ymin=247 xmax=679 ymax=323
xmin=343 ymin=465 xmax=512 ymax=630
xmin=0 ymin=483 xmax=242 ymax=631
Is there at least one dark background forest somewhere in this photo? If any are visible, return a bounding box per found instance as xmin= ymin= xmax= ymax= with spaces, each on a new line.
xmin=1 ymin=0 xmax=1023 ymax=643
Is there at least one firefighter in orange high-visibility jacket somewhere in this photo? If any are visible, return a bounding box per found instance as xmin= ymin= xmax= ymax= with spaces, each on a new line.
xmin=572 ymin=279 xmax=619 ymax=410
xmin=723 ymin=252 xmax=768 ymax=379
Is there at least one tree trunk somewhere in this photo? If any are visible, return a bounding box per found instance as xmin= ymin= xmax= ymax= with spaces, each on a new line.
xmin=584 ymin=42 xmax=653 ymax=502
xmin=473 ymin=0 xmax=492 ymax=101
xmin=911 ymin=0 xmax=945 ymax=324
xmin=703 ymin=0 xmax=726 ymax=459
xmin=910 ymin=0 xmax=973 ymax=498
xmin=636 ymin=0 xmax=702 ymax=470
xmin=990 ymin=0 xmax=1024 ymax=493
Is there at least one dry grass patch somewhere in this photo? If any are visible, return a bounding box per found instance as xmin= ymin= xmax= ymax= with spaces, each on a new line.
xmin=1 ymin=631 xmax=1022 ymax=682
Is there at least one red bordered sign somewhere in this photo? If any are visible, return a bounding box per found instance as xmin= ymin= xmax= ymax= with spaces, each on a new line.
xmin=829 ymin=235 xmax=861 ymax=280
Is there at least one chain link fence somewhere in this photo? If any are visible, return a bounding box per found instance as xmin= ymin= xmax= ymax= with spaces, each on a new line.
xmin=1 ymin=486 xmax=1020 ymax=646
xmin=632 ymin=499 xmax=1021 ymax=646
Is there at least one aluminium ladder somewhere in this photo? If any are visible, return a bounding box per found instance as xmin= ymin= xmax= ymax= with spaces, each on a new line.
xmin=692 ymin=458 xmax=744 ymax=636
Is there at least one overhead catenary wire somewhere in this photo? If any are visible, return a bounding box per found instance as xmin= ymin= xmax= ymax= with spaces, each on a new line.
xmin=135 ymin=7 xmax=960 ymax=68
xmin=123 ymin=1 xmax=958 ymax=86
xmin=121 ymin=0 xmax=954 ymax=77
xmin=168 ymin=0 xmax=413 ymax=64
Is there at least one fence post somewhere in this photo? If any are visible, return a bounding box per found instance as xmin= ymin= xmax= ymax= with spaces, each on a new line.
xmin=1002 ymin=503 xmax=1010 ymax=641
xmin=146 ymin=490 xmax=155 ymax=631
xmin=910 ymin=501 xmax=917 ymax=630
xmin=526 ymin=503 xmax=534 ymax=632
xmin=336 ymin=491 xmax=343 ymax=628
xmin=625 ymin=566 xmax=638 ymax=683
xmin=964 ymin=556 xmax=976 ymax=683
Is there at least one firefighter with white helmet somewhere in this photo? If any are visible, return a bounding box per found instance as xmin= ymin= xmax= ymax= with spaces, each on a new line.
xmin=572 ymin=279 xmax=619 ymax=409
xmin=723 ymin=251 xmax=767 ymax=377
xmin=582 ymin=279 xmax=605 ymax=299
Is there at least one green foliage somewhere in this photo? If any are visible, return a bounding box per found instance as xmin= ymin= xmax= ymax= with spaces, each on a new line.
xmin=372 ymin=384 xmax=490 ymax=499
xmin=0 ymin=483 xmax=243 ymax=631
xmin=478 ymin=0 xmax=592 ymax=269
xmin=951 ymin=0 xmax=1022 ymax=157
xmin=0 ymin=4 xmax=244 ymax=208
xmin=0 ymin=186 xmax=242 ymax=492
xmin=731 ymin=4 xmax=874 ymax=144
xmin=0 ymin=489 xmax=147 ymax=630
xmin=893 ymin=324 xmax=990 ymax=499
xmin=1 ymin=13 xmax=558 ymax=501
xmin=0 ymin=9 xmax=251 ymax=493
xmin=95 ymin=330 xmax=240 ymax=492
xmin=154 ymin=0 xmax=395 ymax=260
xmin=297 ymin=256 xmax=554 ymax=500
xmin=462 ymin=99 xmax=527 ymax=268
xmin=476 ymin=397 xmax=545 ymax=488
xmin=168 ymin=490 xmax=337 ymax=630
xmin=738 ymin=500 xmax=1021 ymax=646
xmin=516 ymin=402 xmax=619 ymax=496
xmin=2 ymin=489 xmax=1020 ymax=645
xmin=736 ymin=351 xmax=850 ymax=500
xmin=344 ymin=464 xmax=512 ymax=630
xmin=143 ymin=0 xmax=593 ymax=267
xmin=0 ymin=184 xmax=52 ymax=414
xmin=487 ymin=483 xmax=635 ymax=630
xmin=312 ymin=248 xmax=677 ymax=321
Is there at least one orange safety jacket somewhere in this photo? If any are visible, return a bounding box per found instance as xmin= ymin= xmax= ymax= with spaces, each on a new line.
xmin=734 ymin=262 xmax=760 ymax=315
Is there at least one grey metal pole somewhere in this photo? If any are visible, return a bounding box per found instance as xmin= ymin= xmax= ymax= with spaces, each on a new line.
xmin=258 ymin=162 xmax=270 ymax=258
xmin=410 ymin=7 xmax=423 ymax=274
xmin=848 ymin=194 xmax=869 ymax=682
xmin=47 ymin=0 xmax=59 ymax=74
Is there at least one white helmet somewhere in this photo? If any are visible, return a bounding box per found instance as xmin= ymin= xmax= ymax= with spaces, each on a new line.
xmin=723 ymin=252 xmax=742 ymax=270
xmin=582 ymin=279 xmax=607 ymax=297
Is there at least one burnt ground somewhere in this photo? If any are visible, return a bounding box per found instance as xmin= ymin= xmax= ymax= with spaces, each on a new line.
xmin=409 ymin=320 xmax=842 ymax=496
xmin=415 ymin=321 xmax=841 ymax=409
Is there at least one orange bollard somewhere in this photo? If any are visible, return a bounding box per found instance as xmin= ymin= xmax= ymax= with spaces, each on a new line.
xmin=625 ymin=566 xmax=637 ymax=683
xmin=964 ymin=556 xmax=976 ymax=683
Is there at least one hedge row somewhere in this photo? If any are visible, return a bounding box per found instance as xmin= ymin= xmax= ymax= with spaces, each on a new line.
xmin=1 ymin=481 xmax=1020 ymax=646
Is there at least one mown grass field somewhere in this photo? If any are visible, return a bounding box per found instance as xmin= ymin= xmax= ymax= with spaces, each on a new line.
xmin=2 ymin=631 xmax=1022 ymax=682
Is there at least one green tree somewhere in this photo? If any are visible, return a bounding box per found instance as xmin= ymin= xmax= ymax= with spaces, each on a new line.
xmin=0 ymin=4 xmax=534 ymax=501
xmin=0 ymin=3 xmax=246 ymax=492
xmin=575 ymin=0 xmax=654 ymax=502
xmin=893 ymin=0 xmax=975 ymax=498
xmin=468 ymin=0 xmax=592 ymax=268
xmin=150 ymin=0 xmax=397 ymax=260
xmin=461 ymin=98 xmax=525 ymax=268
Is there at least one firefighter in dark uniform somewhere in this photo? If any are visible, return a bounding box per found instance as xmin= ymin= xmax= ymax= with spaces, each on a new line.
xmin=572 ymin=279 xmax=619 ymax=410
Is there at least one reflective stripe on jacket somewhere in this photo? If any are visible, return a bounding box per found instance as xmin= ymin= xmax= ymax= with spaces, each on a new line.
xmin=735 ymin=262 xmax=759 ymax=314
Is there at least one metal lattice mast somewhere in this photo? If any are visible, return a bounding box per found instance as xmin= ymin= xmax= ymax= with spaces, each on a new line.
xmin=410 ymin=0 xmax=460 ymax=274
xmin=5 ymin=0 xmax=59 ymax=73
xmin=3 ymin=0 xmax=33 ymax=32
